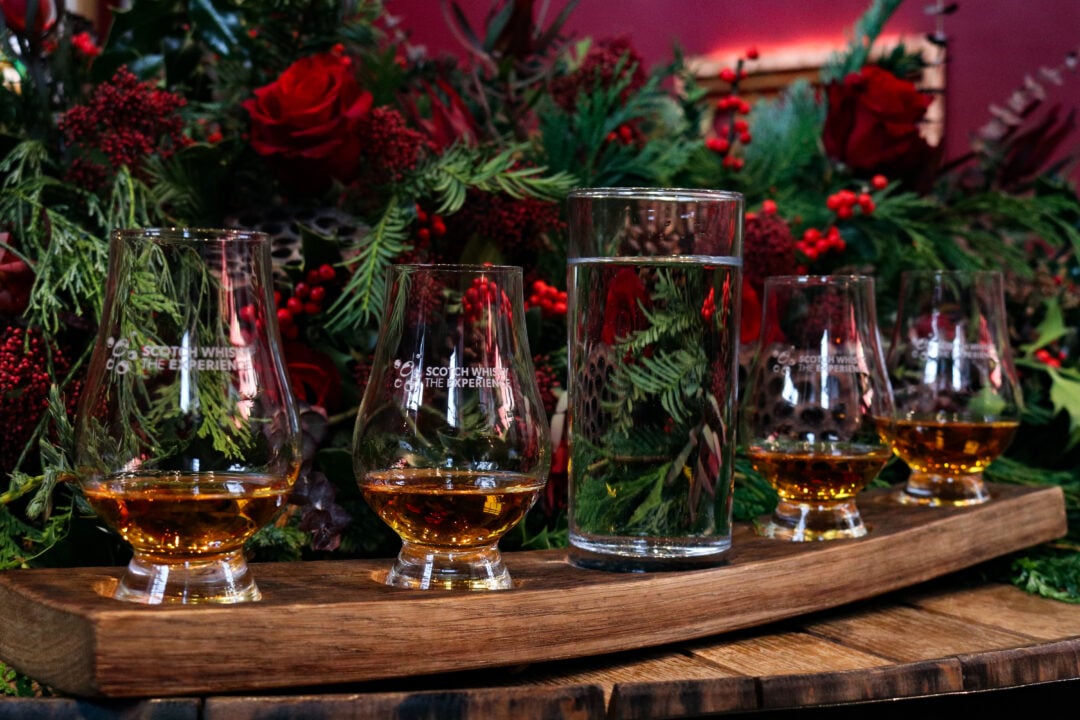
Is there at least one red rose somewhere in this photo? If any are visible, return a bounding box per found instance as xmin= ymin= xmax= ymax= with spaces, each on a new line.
xmin=284 ymin=341 xmax=343 ymax=412
xmin=823 ymin=65 xmax=937 ymax=186
xmin=601 ymin=267 xmax=651 ymax=345
xmin=242 ymin=52 xmax=373 ymax=188
xmin=0 ymin=239 xmax=33 ymax=316
xmin=1 ymin=0 xmax=56 ymax=37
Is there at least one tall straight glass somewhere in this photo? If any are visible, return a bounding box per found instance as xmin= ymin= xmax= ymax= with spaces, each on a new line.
xmin=353 ymin=264 xmax=550 ymax=590
xmin=566 ymin=188 xmax=743 ymax=571
xmin=741 ymin=275 xmax=894 ymax=541
xmin=882 ymin=270 xmax=1022 ymax=505
xmin=74 ymin=228 xmax=302 ymax=604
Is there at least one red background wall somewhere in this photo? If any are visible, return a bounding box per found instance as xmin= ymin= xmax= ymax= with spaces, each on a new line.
xmin=387 ymin=0 xmax=1080 ymax=168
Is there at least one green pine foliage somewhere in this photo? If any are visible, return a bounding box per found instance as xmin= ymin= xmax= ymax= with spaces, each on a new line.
xmin=821 ymin=0 xmax=907 ymax=83
xmin=324 ymin=198 xmax=410 ymax=335
xmin=1013 ymin=550 xmax=1080 ymax=603
xmin=742 ymin=80 xmax=828 ymax=204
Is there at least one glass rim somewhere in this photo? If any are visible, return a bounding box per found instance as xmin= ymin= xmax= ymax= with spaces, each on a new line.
xmin=899 ymin=269 xmax=1003 ymax=279
xmin=111 ymin=227 xmax=269 ymax=242
xmin=566 ymin=187 xmax=744 ymax=203
xmin=390 ymin=263 xmax=522 ymax=274
xmin=763 ymin=274 xmax=875 ymax=287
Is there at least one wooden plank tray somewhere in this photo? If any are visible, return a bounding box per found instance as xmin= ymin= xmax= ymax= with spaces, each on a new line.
xmin=0 ymin=482 xmax=1066 ymax=699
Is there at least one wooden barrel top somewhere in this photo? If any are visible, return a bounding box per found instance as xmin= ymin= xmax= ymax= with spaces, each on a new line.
xmin=1 ymin=482 xmax=1077 ymax=717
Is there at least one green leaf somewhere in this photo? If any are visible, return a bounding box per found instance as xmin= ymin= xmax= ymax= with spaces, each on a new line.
xmin=1047 ymin=366 xmax=1080 ymax=447
xmin=324 ymin=199 xmax=410 ymax=334
xmin=1021 ymin=297 xmax=1069 ymax=353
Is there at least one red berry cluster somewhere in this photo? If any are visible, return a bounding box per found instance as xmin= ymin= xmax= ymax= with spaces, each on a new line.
xmin=533 ymin=355 xmax=561 ymax=416
xmin=1034 ymin=347 xmax=1066 ymax=368
xmin=356 ymin=106 xmax=429 ymax=184
xmin=459 ymin=190 xmax=564 ymax=254
xmin=57 ymin=67 xmax=189 ymax=189
xmin=0 ymin=326 xmax=71 ymax=474
xmin=462 ymin=276 xmax=511 ymax=322
xmin=275 ymin=264 xmax=337 ymax=340
xmin=72 ymin=31 xmax=101 ymax=59
xmin=826 ymin=189 xmax=876 ymax=219
xmin=708 ymin=50 xmax=758 ymax=171
xmin=605 ymin=122 xmax=644 ymax=147
xmin=549 ymin=36 xmax=647 ymax=112
xmin=796 ymin=226 xmax=846 ymax=263
xmin=744 ymin=198 xmax=779 ymax=222
xmin=414 ymin=205 xmax=447 ymax=246
xmin=526 ymin=279 xmax=567 ymax=318
xmin=700 ymin=286 xmax=717 ymax=322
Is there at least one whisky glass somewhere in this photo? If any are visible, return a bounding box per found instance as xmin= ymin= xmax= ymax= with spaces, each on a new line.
xmin=741 ymin=276 xmax=894 ymax=541
xmin=353 ymin=264 xmax=551 ymax=590
xmin=74 ymin=228 xmax=302 ymax=604
xmin=882 ymin=270 xmax=1022 ymax=505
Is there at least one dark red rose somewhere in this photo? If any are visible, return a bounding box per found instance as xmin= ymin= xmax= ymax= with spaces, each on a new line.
xmin=1 ymin=0 xmax=56 ymax=37
xmin=823 ymin=65 xmax=937 ymax=185
xmin=740 ymin=279 xmax=762 ymax=345
xmin=0 ymin=239 xmax=33 ymax=316
xmin=601 ymin=267 xmax=651 ymax=345
xmin=242 ymin=52 xmax=373 ymax=187
xmin=740 ymin=279 xmax=786 ymax=346
xmin=284 ymin=341 xmax=343 ymax=412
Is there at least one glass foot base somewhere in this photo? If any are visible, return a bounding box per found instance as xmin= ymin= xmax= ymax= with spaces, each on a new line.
xmin=755 ymin=499 xmax=868 ymax=542
xmin=114 ymin=550 xmax=261 ymax=604
xmin=386 ymin=543 xmax=512 ymax=591
xmin=898 ymin=472 xmax=990 ymax=507
xmin=568 ymin=534 xmax=731 ymax=572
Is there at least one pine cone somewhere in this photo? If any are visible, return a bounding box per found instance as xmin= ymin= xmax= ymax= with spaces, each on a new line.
xmin=617 ymin=205 xmax=693 ymax=256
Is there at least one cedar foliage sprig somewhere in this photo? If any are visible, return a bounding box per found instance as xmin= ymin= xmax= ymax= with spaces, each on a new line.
xmin=325 ymin=146 xmax=576 ymax=335
xmin=324 ymin=197 xmax=411 ymax=335
xmin=604 ymin=269 xmax=708 ymax=434
xmin=538 ymin=58 xmax=697 ymax=188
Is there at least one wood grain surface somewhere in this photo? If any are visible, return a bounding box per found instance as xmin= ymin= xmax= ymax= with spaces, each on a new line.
xmin=0 ymin=482 xmax=1067 ymax=704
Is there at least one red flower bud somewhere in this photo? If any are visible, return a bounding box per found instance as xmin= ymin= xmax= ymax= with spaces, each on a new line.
xmin=1 ymin=0 xmax=56 ymax=37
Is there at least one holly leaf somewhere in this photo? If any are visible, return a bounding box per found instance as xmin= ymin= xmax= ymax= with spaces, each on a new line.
xmin=1021 ymin=297 xmax=1069 ymax=353
xmin=1046 ymin=365 xmax=1080 ymax=448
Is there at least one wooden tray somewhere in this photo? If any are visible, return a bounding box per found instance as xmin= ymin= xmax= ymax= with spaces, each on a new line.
xmin=0 ymin=482 xmax=1066 ymax=699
